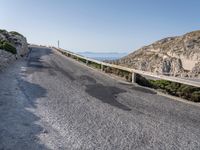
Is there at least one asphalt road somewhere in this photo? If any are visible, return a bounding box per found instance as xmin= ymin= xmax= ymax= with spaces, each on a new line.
xmin=1 ymin=46 xmax=200 ymax=150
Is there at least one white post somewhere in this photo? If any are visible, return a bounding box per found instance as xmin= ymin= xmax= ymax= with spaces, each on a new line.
xmin=132 ymin=72 xmax=136 ymax=83
xmin=86 ymin=60 xmax=88 ymax=65
xmin=101 ymin=64 xmax=104 ymax=71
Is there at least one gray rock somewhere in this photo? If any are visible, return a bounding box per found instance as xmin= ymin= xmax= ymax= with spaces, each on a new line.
xmin=0 ymin=49 xmax=16 ymax=69
xmin=191 ymin=62 xmax=200 ymax=77
xmin=0 ymin=29 xmax=28 ymax=69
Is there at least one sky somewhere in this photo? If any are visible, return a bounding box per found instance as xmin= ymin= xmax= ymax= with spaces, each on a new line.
xmin=0 ymin=0 xmax=200 ymax=53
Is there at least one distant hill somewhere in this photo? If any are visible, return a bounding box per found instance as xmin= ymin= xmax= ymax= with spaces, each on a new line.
xmin=78 ymin=51 xmax=127 ymax=55
xmin=78 ymin=52 xmax=127 ymax=61
xmin=113 ymin=30 xmax=200 ymax=78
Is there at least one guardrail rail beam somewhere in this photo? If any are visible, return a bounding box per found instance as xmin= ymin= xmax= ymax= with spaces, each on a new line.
xmin=54 ymin=47 xmax=200 ymax=88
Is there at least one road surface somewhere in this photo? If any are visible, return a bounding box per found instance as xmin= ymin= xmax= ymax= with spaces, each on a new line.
xmin=0 ymin=46 xmax=200 ymax=150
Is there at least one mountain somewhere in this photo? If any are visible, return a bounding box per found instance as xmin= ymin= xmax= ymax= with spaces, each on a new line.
xmin=113 ymin=30 xmax=200 ymax=78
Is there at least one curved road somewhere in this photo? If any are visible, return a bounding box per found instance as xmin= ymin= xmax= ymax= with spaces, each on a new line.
xmin=0 ymin=46 xmax=200 ymax=149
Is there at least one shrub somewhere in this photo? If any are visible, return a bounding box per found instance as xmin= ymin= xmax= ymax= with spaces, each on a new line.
xmin=136 ymin=77 xmax=200 ymax=102
xmin=177 ymin=85 xmax=196 ymax=98
xmin=191 ymin=91 xmax=200 ymax=102
xmin=125 ymin=74 xmax=132 ymax=82
xmin=9 ymin=31 xmax=23 ymax=37
xmin=88 ymin=62 xmax=101 ymax=69
xmin=151 ymin=80 xmax=171 ymax=89
xmin=0 ymin=29 xmax=7 ymax=33
xmin=0 ymin=41 xmax=17 ymax=54
xmin=0 ymin=40 xmax=7 ymax=45
xmin=165 ymin=82 xmax=181 ymax=95
xmin=78 ymin=58 xmax=86 ymax=63
xmin=135 ymin=74 xmax=153 ymax=87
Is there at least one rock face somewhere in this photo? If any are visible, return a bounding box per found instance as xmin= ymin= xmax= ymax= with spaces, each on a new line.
xmin=0 ymin=30 xmax=28 ymax=69
xmin=0 ymin=49 xmax=16 ymax=70
xmin=0 ymin=30 xmax=28 ymax=56
xmin=115 ymin=30 xmax=200 ymax=78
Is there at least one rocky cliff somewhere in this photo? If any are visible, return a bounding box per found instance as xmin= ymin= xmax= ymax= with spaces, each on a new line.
xmin=0 ymin=29 xmax=28 ymax=69
xmin=114 ymin=30 xmax=200 ymax=78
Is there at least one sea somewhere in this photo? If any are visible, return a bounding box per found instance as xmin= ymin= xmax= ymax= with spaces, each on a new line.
xmin=78 ymin=52 xmax=127 ymax=61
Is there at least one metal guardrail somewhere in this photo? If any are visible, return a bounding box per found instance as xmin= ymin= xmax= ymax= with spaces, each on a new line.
xmin=54 ymin=47 xmax=200 ymax=88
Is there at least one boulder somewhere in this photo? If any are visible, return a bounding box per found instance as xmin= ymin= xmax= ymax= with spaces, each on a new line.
xmin=0 ymin=29 xmax=28 ymax=69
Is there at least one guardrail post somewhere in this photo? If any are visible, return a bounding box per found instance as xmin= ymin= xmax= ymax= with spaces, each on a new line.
xmin=132 ymin=72 xmax=136 ymax=83
xmin=101 ymin=64 xmax=104 ymax=71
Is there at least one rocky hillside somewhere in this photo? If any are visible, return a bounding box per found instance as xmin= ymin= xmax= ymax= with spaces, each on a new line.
xmin=114 ymin=30 xmax=200 ymax=78
xmin=0 ymin=29 xmax=28 ymax=69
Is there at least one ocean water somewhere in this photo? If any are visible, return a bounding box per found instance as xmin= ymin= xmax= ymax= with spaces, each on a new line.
xmin=78 ymin=52 xmax=127 ymax=61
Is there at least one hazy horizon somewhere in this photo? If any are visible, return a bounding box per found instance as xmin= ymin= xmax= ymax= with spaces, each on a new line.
xmin=1 ymin=0 xmax=200 ymax=53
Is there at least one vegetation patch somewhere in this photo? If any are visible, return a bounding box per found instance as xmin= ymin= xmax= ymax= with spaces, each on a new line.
xmin=135 ymin=74 xmax=200 ymax=102
xmin=78 ymin=57 xmax=87 ymax=63
xmin=88 ymin=61 xmax=101 ymax=69
xmin=9 ymin=31 xmax=23 ymax=37
xmin=0 ymin=29 xmax=7 ymax=33
xmin=104 ymin=67 xmax=132 ymax=82
xmin=0 ymin=40 xmax=17 ymax=54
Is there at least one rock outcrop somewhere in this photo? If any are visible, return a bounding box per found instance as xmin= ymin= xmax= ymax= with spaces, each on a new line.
xmin=114 ymin=30 xmax=200 ymax=78
xmin=0 ymin=49 xmax=16 ymax=70
xmin=0 ymin=29 xmax=28 ymax=69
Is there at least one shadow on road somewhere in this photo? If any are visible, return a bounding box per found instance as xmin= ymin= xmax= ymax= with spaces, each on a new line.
xmin=119 ymin=83 xmax=157 ymax=95
xmin=86 ymin=84 xmax=131 ymax=111
xmin=82 ymin=74 xmax=131 ymax=111
xmin=18 ymin=79 xmax=47 ymax=108
xmin=25 ymin=47 xmax=53 ymax=75
xmin=0 ymin=77 xmax=49 ymax=149
xmin=131 ymin=86 xmax=157 ymax=94
xmin=50 ymin=60 xmax=75 ymax=81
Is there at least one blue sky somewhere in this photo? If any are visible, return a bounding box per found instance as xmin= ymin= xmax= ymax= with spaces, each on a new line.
xmin=0 ymin=0 xmax=200 ymax=53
